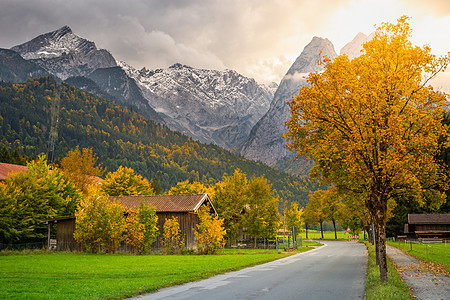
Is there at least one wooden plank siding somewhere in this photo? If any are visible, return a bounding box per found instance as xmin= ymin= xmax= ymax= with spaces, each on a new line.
xmin=153 ymin=212 xmax=200 ymax=249
xmin=55 ymin=218 xmax=79 ymax=251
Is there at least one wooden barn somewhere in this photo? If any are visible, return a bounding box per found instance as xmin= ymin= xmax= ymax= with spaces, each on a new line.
xmin=112 ymin=194 xmax=217 ymax=249
xmin=42 ymin=194 xmax=217 ymax=251
xmin=0 ymin=162 xmax=27 ymax=181
xmin=404 ymin=213 xmax=450 ymax=241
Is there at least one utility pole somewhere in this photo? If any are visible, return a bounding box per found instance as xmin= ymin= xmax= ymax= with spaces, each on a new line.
xmin=46 ymin=87 xmax=61 ymax=164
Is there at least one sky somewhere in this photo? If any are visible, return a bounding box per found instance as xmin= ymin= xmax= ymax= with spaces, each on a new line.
xmin=0 ymin=0 xmax=449 ymax=91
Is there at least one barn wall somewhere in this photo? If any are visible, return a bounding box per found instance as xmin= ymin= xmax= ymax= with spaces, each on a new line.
xmin=56 ymin=219 xmax=79 ymax=251
xmin=153 ymin=212 xmax=200 ymax=250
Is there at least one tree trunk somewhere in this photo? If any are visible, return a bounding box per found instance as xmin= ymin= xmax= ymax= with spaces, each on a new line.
xmin=320 ymin=221 xmax=324 ymax=239
xmin=371 ymin=192 xmax=389 ymax=281
xmin=375 ymin=216 xmax=388 ymax=281
xmin=332 ymin=219 xmax=337 ymax=239
xmin=305 ymin=224 xmax=309 ymax=239
xmin=254 ymin=236 xmax=257 ymax=249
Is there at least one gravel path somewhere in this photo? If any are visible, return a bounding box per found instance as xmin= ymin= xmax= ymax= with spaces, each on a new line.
xmin=386 ymin=245 xmax=449 ymax=300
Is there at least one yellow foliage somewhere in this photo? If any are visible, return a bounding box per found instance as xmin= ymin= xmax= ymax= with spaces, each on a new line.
xmin=60 ymin=146 xmax=104 ymax=194
xmin=284 ymin=16 xmax=449 ymax=280
xmin=74 ymin=186 xmax=126 ymax=253
xmin=101 ymin=166 xmax=154 ymax=196
xmin=161 ymin=216 xmax=184 ymax=254
xmin=195 ymin=206 xmax=226 ymax=254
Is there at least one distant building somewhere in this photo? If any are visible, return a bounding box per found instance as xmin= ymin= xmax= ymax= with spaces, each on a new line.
xmin=404 ymin=213 xmax=450 ymax=240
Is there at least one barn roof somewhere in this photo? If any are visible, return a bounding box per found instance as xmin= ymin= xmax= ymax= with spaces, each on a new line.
xmin=108 ymin=194 xmax=216 ymax=214
xmin=408 ymin=214 xmax=450 ymax=225
xmin=0 ymin=162 xmax=27 ymax=180
xmin=0 ymin=162 xmax=103 ymax=184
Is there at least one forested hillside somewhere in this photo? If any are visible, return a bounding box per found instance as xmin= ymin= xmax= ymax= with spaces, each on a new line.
xmin=0 ymin=77 xmax=317 ymax=206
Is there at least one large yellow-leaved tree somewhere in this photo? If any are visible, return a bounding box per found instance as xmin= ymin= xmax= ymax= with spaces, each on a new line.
xmin=285 ymin=16 xmax=449 ymax=280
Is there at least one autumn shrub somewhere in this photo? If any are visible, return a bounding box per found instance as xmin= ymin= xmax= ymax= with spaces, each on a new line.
xmin=195 ymin=206 xmax=226 ymax=254
xmin=125 ymin=202 xmax=159 ymax=254
xmin=74 ymin=187 xmax=126 ymax=253
xmin=161 ymin=216 xmax=184 ymax=254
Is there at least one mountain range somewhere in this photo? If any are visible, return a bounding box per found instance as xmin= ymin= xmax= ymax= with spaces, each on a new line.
xmin=0 ymin=26 xmax=370 ymax=175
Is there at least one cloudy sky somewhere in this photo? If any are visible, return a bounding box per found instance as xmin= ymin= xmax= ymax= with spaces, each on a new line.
xmin=0 ymin=0 xmax=449 ymax=90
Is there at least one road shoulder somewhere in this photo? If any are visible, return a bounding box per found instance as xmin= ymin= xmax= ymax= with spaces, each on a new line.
xmin=386 ymin=245 xmax=450 ymax=300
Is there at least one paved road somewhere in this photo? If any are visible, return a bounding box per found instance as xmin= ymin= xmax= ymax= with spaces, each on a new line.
xmin=131 ymin=240 xmax=367 ymax=300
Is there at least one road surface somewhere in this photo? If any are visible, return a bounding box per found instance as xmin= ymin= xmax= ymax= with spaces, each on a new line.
xmin=131 ymin=240 xmax=367 ymax=300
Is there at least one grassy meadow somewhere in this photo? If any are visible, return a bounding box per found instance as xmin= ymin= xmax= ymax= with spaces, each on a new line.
xmin=0 ymin=247 xmax=311 ymax=300
xmin=303 ymin=229 xmax=363 ymax=240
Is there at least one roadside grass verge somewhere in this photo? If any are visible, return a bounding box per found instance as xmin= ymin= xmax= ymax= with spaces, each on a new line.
xmin=364 ymin=241 xmax=413 ymax=300
xmin=0 ymin=248 xmax=304 ymax=300
xmin=387 ymin=241 xmax=450 ymax=274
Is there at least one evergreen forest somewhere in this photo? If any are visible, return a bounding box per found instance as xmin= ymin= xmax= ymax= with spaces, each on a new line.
xmin=0 ymin=77 xmax=318 ymax=207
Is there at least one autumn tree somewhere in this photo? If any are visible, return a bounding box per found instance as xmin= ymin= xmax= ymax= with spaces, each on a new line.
xmin=285 ymin=202 xmax=304 ymax=239
xmin=74 ymin=187 xmax=126 ymax=253
xmin=101 ymin=166 xmax=154 ymax=196
xmin=125 ymin=202 xmax=159 ymax=254
xmin=285 ymin=16 xmax=449 ymax=280
xmin=195 ymin=206 xmax=226 ymax=254
xmin=322 ymin=187 xmax=343 ymax=240
xmin=304 ymin=190 xmax=327 ymax=239
xmin=243 ymin=175 xmax=281 ymax=248
xmin=60 ymin=146 xmax=104 ymax=193
xmin=209 ymin=169 xmax=248 ymax=244
xmin=161 ymin=216 xmax=184 ymax=254
xmin=169 ymin=180 xmax=207 ymax=195
xmin=0 ymin=155 xmax=81 ymax=244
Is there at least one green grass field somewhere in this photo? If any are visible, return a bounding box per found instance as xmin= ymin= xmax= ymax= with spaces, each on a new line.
xmin=364 ymin=242 xmax=413 ymax=300
xmin=303 ymin=229 xmax=363 ymax=240
xmin=387 ymin=241 xmax=450 ymax=274
xmin=0 ymin=249 xmax=305 ymax=300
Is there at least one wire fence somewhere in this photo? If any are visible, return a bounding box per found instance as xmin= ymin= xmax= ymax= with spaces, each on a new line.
xmin=0 ymin=242 xmax=47 ymax=251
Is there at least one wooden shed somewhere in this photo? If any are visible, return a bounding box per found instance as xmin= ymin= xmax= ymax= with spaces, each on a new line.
xmin=404 ymin=213 xmax=450 ymax=240
xmin=110 ymin=194 xmax=217 ymax=249
xmin=40 ymin=216 xmax=79 ymax=251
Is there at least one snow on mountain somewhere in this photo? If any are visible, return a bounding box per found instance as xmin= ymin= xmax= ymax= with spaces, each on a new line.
xmin=11 ymin=26 xmax=116 ymax=79
xmin=120 ymin=61 xmax=275 ymax=149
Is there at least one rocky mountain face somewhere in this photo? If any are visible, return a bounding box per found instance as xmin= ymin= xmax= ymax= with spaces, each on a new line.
xmin=340 ymin=32 xmax=373 ymax=59
xmin=0 ymin=48 xmax=54 ymax=83
xmin=239 ymin=37 xmax=338 ymax=166
xmin=5 ymin=26 xmax=274 ymax=150
xmin=11 ymin=26 xmax=116 ymax=80
xmin=85 ymin=66 xmax=164 ymax=123
xmin=120 ymin=62 xmax=275 ymax=149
